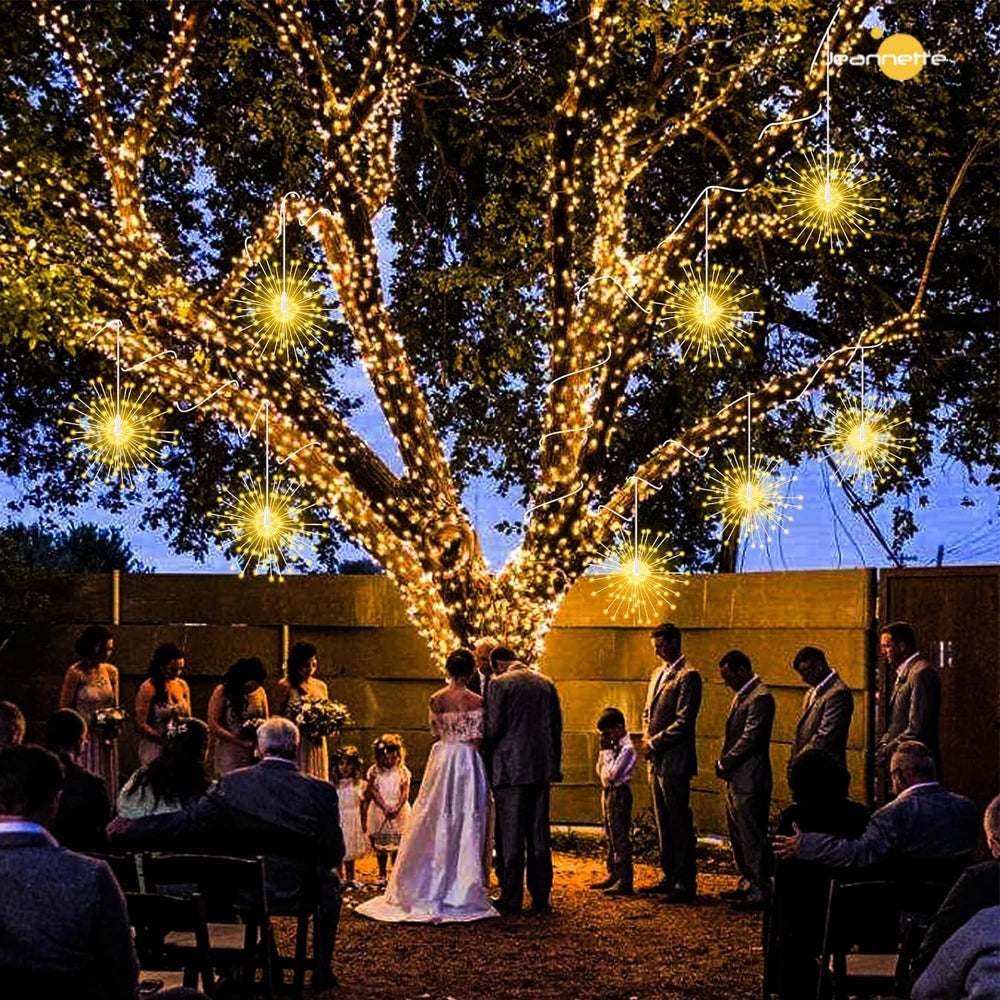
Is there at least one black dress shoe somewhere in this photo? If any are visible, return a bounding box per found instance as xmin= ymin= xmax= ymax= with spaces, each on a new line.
xmin=661 ymin=887 xmax=697 ymax=904
xmin=311 ymin=970 xmax=339 ymax=992
xmin=589 ymin=876 xmax=617 ymax=890
xmin=529 ymin=900 xmax=551 ymax=913
xmin=603 ymin=882 xmax=634 ymax=896
xmin=718 ymin=887 xmax=749 ymax=901
xmin=492 ymin=898 xmax=523 ymax=915
xmin=638 ymin=879 xmax=674 ymax=894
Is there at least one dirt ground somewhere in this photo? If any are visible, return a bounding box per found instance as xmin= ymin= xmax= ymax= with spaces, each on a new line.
xmin=276 ymin=848 xmax=765 ymax=1000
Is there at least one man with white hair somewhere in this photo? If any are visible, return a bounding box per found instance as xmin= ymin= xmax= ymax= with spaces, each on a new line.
xmin=115 ymin=716 xmax=345 ymax=991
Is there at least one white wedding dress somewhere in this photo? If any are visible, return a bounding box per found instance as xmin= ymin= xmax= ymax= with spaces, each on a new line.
xmin=354 ymin=707 xmax=499 ymax=923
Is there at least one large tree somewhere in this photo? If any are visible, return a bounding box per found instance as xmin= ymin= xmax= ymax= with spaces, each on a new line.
xmin=0 ymin=0 xmax=996 ymax=662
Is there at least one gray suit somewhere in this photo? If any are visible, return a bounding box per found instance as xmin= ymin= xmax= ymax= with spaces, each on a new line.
xmin=0 ymin=827 xmax=139 ymax=999
xmin=878 ymin=655 xmax=941 ymax=767
xmin=791 ymin=672 xmax=854 ymax=767
xmin=485 ymin=666 xmax=562 ymax=911
xmin=719 ymin=678 xmax=774 ymax=892
xmin=642 ymin=657 xmax=702 ymax=890
xmin=117 ymin=757 xmax=344 ymax=972
xmin=795 ymin=782 xmax=978 ymax=875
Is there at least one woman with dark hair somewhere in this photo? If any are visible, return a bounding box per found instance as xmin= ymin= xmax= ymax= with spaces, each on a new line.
xmin=207 ymin=657 xmax=268 ymax=777
xmin=276 ymin=641 xmax=330 ymax=780
xmin=59 ymin=624 xmax=120 ymax=798
xmin=134 ymin=642 xmax=192 ymax=766
xmin=356 ymin=647 xmax=498 ymax=923
xmin=117 ymin=717 xmax=210 ymax=818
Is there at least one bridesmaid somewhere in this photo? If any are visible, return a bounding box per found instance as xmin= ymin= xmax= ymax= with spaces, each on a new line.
xmin=59 ymin=624 xmax=120 ymax=799
xmin=276 ymin=641 xmax=330 ymax=780
xmin=207 ymin=657 xmax=268 ymax=778
xmin=134 ymin=642 xmax=192 ymax=766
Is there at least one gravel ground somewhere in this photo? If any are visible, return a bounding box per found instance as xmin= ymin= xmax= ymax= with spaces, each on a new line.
xmin=274 ymin=847 xmax=764 ymax=1000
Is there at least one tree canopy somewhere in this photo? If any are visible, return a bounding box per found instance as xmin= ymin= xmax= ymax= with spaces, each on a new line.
xmin=0 ymin=0 xmax=996 ymax=659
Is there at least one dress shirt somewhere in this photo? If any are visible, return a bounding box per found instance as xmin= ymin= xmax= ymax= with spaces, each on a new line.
xmin=895 ymin=652 xmax=922 ymax=686
xmin=807 ymin=669 xmax=838 ymax=707
xmin=652 ymin=656 xmax=684 ymax=699
xmin=0 ymin=820 xmax=53 ymax=837
xmin=730 ymin=674 xmax=761 ymax=709
xmin=596 ymin=738 xmax=637 ymax=788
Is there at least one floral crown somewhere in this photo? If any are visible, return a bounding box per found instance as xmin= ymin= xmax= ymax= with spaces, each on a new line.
xmin=372 ymin=736 xmax=401 ymax=755
xmin=335 ymin=744 xmax=362 ymax=764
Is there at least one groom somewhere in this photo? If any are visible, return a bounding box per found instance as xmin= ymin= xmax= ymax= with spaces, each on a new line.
xmin=485 ymin=657 xmax=563 ymax=914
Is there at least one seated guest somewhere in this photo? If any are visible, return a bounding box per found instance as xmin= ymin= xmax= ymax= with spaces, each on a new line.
xmin=911 ymin=905 xmax=1000 ymax=1000
xmin=770 ymin=751 xmax=869 ymax=1000
xmin=773 ymin=741 xmax=978 ymax=879
xmin=117 ymin=716 xmax=210 ymax=819
xmin=112 ymin=717 xmax=344 ymax=991
xmin=45 ymin=708 xmax=111 ymax=852
xmin=0 ymin=743 xmax=139 ymax=998
xmin=910 ymin=793 xmax=1000 ymax=983
xmin=0 ymin=700 xmax=25 ymax=749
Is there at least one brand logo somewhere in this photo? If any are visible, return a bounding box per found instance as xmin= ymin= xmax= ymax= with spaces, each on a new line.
xmin=830 ymin=28 xmax=949 ymax=80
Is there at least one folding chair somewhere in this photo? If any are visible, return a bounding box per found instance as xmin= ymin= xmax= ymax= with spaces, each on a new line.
xmin=142 ymin=853 xmax=273 ymax=1000
xmin=816 ymin=879 xmax=952 ymax=1000
xmin=85 ymin=850 xmax=142 ymax=892
xmin=126 ymin=890 xmax=215 ymax=997
xmin=266 ymin=856 xmax=326 ymax=1000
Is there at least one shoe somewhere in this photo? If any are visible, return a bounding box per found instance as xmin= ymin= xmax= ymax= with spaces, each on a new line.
xmin=638 ymin=879 xmax=674 ymax=894
xmin=661 ymin=887 xmax=697 ymax=904
xmin=589 ymin=876 xmax=617 ymax=890
xmin=718 ymin=887 xmax=749 ymax=901
xmin=311 ymin=970 xmax=338 ymax=993
xmin=529 ymin=900 xmax=552 ymax=913
xmin=731 ymin=890 xmax=766 ymax=912
xmin=492 ymin=897 xmax=523 ymax=915
xmin=603 ymin=882 xmax=634 ymax=896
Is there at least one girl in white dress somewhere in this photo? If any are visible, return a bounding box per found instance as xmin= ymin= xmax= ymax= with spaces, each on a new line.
xmin=363 ymin=733 xmax=411 ymax=884
xmin=355 ymin=650 xmax=499 ymax=923
xmin=333 ymin=745 xmax=368 ymax=887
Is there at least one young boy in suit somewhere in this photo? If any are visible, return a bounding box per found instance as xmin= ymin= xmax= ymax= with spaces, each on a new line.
xmin=591 ymin=707 xmax=636 ymax=895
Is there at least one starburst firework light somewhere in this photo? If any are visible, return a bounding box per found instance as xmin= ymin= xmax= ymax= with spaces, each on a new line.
xmin=823 ymin=347 xmax=911 ymax=489
xmin=660 ymin=190 xmax=760 ymax=366
xmin=62 ymin=323 xmax=174 ymax=488
xmin=211 ymin=401 xmax=324 ymax=579
xmin=233 ymin=195 xmax=327 ymax=362
xmin=778 ymin=29 xmax=883 ymax=253
xmin=699 ymin=396 xmax=802 ymax=548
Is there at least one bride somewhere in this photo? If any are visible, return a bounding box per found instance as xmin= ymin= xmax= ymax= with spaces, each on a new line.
xmin=355 ymin=648 xmax=499 ymax=923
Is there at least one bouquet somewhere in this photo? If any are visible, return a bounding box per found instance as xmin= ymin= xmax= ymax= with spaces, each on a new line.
xmin=94 ymin=706 xmax=127 ymax=743
xmin=294 ymin=698 xmax=353 ymax=741
xmin=238 ymin=716 xmax=267 ymax=741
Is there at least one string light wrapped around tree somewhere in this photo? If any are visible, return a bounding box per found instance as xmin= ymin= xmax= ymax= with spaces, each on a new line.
xmin=63 ymin=379 xmax=174 ymax=488
xmin=778 ymin=149 xmax=884 ymax=253
xmin=592 ymin=527 xmax=686 ymax=624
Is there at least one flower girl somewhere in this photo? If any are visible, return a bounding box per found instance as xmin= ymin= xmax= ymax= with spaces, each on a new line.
xmin=333 ymin=745 xmax=368 ymax=887
xmin=362 ymin=734 xmax=411 ymax=884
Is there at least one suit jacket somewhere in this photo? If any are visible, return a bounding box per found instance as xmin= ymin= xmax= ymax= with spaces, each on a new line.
xmin=913 ymin=860 xmax=1000 ymax=980
xmin=719 ymin=677 xmax=774 ymax=795
xmin=0 ymin=827 xmax=138 ymax=1000
xmin=643 ymin=657 xmax=702 ymax=778
xmin=911 ymin=905 xmax=1000 ymax=1000
xmin=51 ymin=755 xmax=111 ymax=853
xmin=116 ymin=757 xmax=345 ymax=903
xmin=880 ymin=655 xmax=941 ymax=759
xmin=791 ymin=672 xmax=854 ymax=766
xmin=485 ymin=667 xmax=562 ymax=787
xmin=796 ymin=783 xmax=979 ymax=872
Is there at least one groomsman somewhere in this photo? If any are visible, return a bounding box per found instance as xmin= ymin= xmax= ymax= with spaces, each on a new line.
xmin=876 ymin=621 xmax=941 ymax=775
xmin=714 ymin=650 xmax=774 ymax=910
xmin=790 ymin=646 xmax=854 ymax=769
xmin=640 ymin=622 xmax=702 ymax=903
xmin=468 ymin=637 xmax=497 ymax=698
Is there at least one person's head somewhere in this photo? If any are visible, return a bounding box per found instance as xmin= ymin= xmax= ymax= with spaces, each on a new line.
xmin=257 ymin=717 xmax=300 ymax=761
xmin=719 ymin=649 xmax=754 ymax=691
xmin=651 ymin=622 xmax=682 ymax=663
xmin=334 ymin=745 xmax=362 ymax=781
xmin=787 ymin=749 xmax=852 ymax=806
xmin=490 ymin=647 xmax=518 ymax=676
xmin=74 ymin=625 xmax=114 ymax=665
xmin=473 ymin=637 xmax=497 ymax=675
xmin=0 ymin=744 xmax=64 ymax=826
xmin=445 ymin=648 xmax=476 ymax=681
xmin=147 ymin=642 xmax=185 ymax=700
xmin=0 ymin=701 xmax=26 ymax=749
xmin=45 ymin=709 xmax=87 ymax=760
xmin=984 ymin=794 xmax=1000 ymax=860
xmin=286 ymin=641 xmax=319 ymax=690
xmin=222 ymin=656 xmax=267 ymax=715
xmin=889 ymin=740 xmax=936 ymax=795
xmin=879 ymin=622 xmax=917 ymax=668
xmin=792 ymin=646 xmax=831 ymax=687
xmin=596 ymin=706 xmax=626 ymax=743
xmin=373 ymin=733 xmax=404 ymax=769
xmin=139 ymin=717 xmax=210 ymax=807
